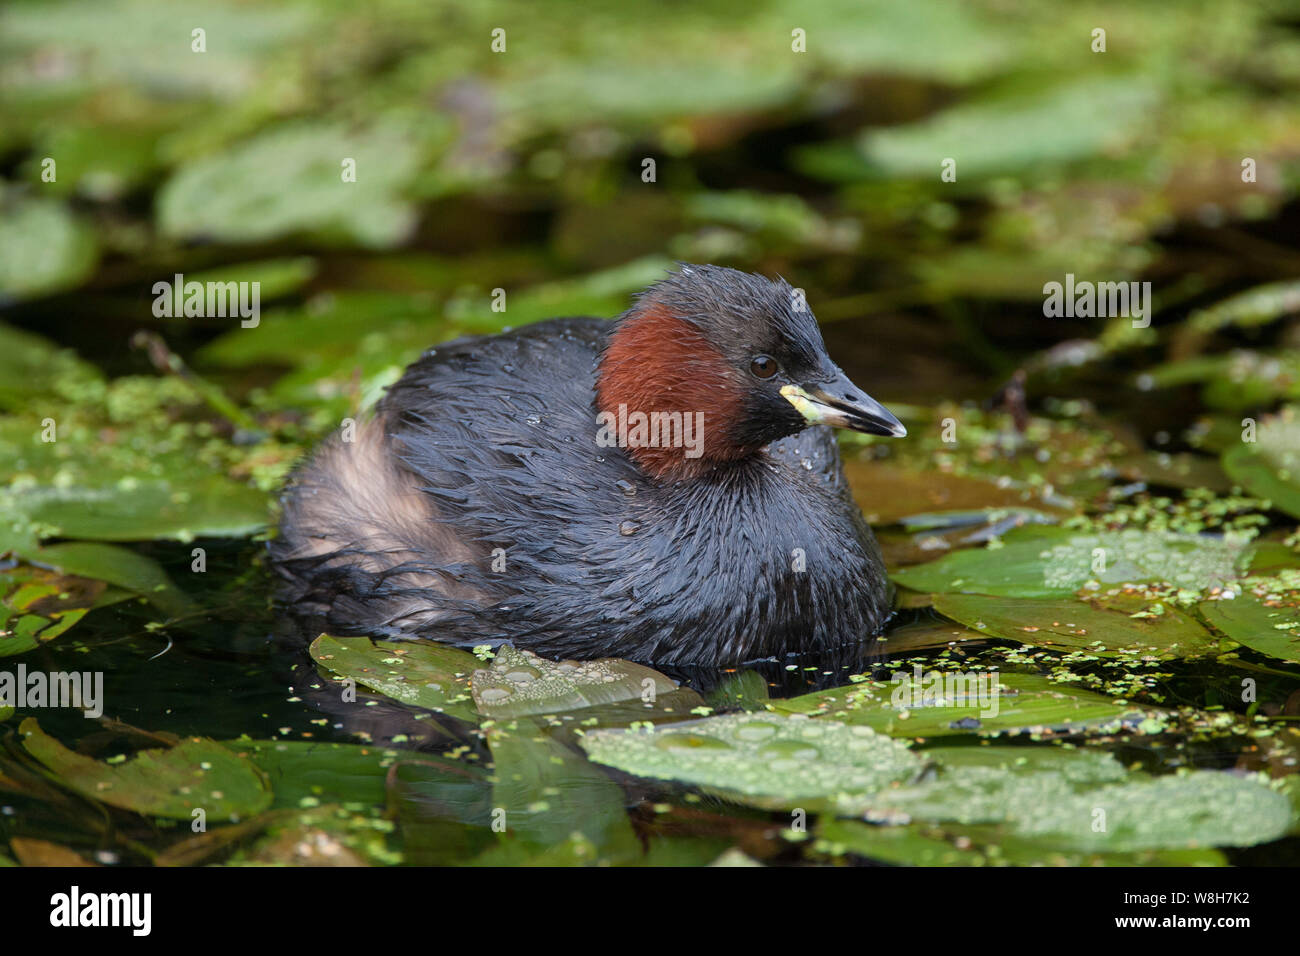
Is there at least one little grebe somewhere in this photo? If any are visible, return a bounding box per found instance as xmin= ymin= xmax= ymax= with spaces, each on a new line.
xmin=272 ymin=265 xmax=906 ymax=666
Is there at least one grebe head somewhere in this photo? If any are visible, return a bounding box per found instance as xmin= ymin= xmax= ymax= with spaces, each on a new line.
xmin=596 ymin=264 xmax=906 ymax=480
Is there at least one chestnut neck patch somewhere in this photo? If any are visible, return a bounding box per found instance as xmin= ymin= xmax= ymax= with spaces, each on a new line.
xmin=596 ymin=304 xmax=755 ymax=480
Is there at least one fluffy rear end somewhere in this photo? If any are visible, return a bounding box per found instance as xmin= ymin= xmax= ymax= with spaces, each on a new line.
xmin=270 ymin=414 xmax=482 ymax=636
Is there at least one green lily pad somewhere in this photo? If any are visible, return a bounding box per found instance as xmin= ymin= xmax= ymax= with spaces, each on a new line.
xmin=859 ymin=78 xmax=1156 ymax=179
xmin=580 ymin=712 xmax=922 ymax=809
xmin=13 ymin=475 xmax=270 ymax=543
xmin=487 ymin=724 xmax=635 ymax=853
xmin=817 ymin=819 xmax=980 ymax=866
xmin=817 ymin=818 xmax=1228 ymax=866
xmin=220 ymin=738 xmax=405 ymax=811
xmin=1 ymin=0 xmax=312 ymax=97
xmin=0 ymin=192 xmax=97 ymax=300
xmin=1114 ymin=451 xmax=1232 ymax=494
xmin=769 ymin=671 xmax=1148 ymax=739
xmin=158 ymin=118 xmax=437 ymax=247
xmin=846 ymin=463 xmax=1068 ymax=526
xmin=933 ymin=592 xmax=1220 ymax=659
xmin=309 ymin=635 xmax=481 ymax=722
xmin=0 ymin=322 xmax=103 ymax=409
xmin=197 ymin=292 xmax=438 ymax=367
xmin=893 ymin=526 xmax=1247 ymax=598
xmin=24 ymin=121 xmax=163 ymax=201
xmin=33 ymin=542 xmax=193 ymax=618
xmin=388 ymin=754 xmax=496 ymax=866
xmin=228 ymin=805 xmax=399 ymax=867
xmin=1 ymin=566 xmax=98 ymax=657
xmin=1187 ymin=279 xmax=1300 ymax=334
xmin=703 ymin=669 xmax=771 ymax=713
xmin=0 ymin=379 xmax=274 ymax=546
xmin=1222 ymin=407 xmax=1300 ymax=519
xmin=1200 ymin=589 xmax=1300 ymax=664
xmin=471 ymin=645 xmax=680 ymax=718
xmin=20 ymin=719 xmax=272 ymax=822
xmin=857 ymin=758 xmax=1291 ymax=852
xmin=0 ymin=549 xmax=170 ymax=656
xmin=1141 ymin=351 xmax=1300 ymax=411
xmin=869 ymin=617 xmax=989 ymax=655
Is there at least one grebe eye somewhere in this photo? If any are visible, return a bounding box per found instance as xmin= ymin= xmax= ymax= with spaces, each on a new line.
xmin=750 ymin=355 xmax=778 ymax=379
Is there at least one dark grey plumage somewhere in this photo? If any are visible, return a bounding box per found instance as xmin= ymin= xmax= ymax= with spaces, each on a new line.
xmin=271 ymin=266 xmax=893 ymax=666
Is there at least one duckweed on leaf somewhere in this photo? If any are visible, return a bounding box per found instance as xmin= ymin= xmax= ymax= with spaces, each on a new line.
xmin=769 ymin=671 xmax=1149 ymax=738
xmin=309 ymin=635 xmax=481 ymax=722
xmin=1200 ymin=585 xmax=1300 ymax=664
xmin=894 ymin=526 xmax=1248 ymax=598
xmin=933 ymin=592 xmax=1220 ymax=659
xmin=580 ymin=712 xmax=922 ymax=807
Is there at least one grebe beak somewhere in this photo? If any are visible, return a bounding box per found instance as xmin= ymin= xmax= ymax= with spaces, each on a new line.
xmin=780 ymin=371 xmax=907 ymax=438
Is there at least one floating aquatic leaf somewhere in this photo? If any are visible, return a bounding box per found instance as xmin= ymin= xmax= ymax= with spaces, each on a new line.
xmin=859 ymin=78 xmax=1157 ymax=178
xmin=817 ymin=818 xmax=1228 ymax=866
xmin=0 ymin=542 xmax=183 ymax=656
xmin=0 ymin=379 xmax=274 ymax=545
xmin=769 ymin=671 xmax=1147 ymax=739
xmin=817 ymin=819 xmax=976 ymax=866
xmin=849 ymin=748 xmax=1291 ymax=851
xmin=846 ymin=463 xmax=1067 ymax=526
xmin=869 ymin=618 xmax=989 ymax=655
xmin=933 ymin=592 xmax=1219 ymax=659
xmin=24 ymin=121 xmax=162 ymax=201
xmin=309 ymin=635 xmax=480 ymax=723
xmin=1 ymin=0 xmax=312 ymax=96
xmin=158 ymin=119 xmax=436 ymax=247
xmin=220 ymin=738 xmax=404 ymax=811
xmin=0 ymin=193 xmax=97 ymax=300
xmin=20 ymin=719 xmax=272 ymax=821
xmin=580 ymin=712 xmax=922 ymax=808
xmin=1141 ymin=350 xmax=1300 ymax=410
xmin=229 ymin=805 xmax=398 ymax=867
xmin=1 ymin=565 xmax=101 ymax=657
xmin=11 ymin=475 xmax=269 ymax=543
xmin=487 ymin=724 xmax=635 ymax=854
xmin=33 ymin=542 xmax=193 ymax=618
xmin=0 ymin=322 xmax=103 ymax=409
xmin=1114 ymin=450 xmax=1231 ymax=494
xmin=894 ymin=526 xmax=1247 ymax=597
xmin=389 ymin=756 xmax=496 ymax=866
xmin=1200 ymin=588 xmax=1300 ymax=664
xmin=7 ymin=838 xmax=96 ymax=867
xmin=703 ymin=669 xmax=771 ymax=713
xmin=471 ymin=645 xmax=679 ymax=718
xmin=1187 ymin=279 xmax=1300 ymax=333
xmin=1222 ymin=407 xmax=1300 ymax=519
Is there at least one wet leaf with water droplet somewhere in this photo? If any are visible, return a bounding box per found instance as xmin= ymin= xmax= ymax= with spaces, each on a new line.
xmin=471 ymin=645 xmax=679 ymax=718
